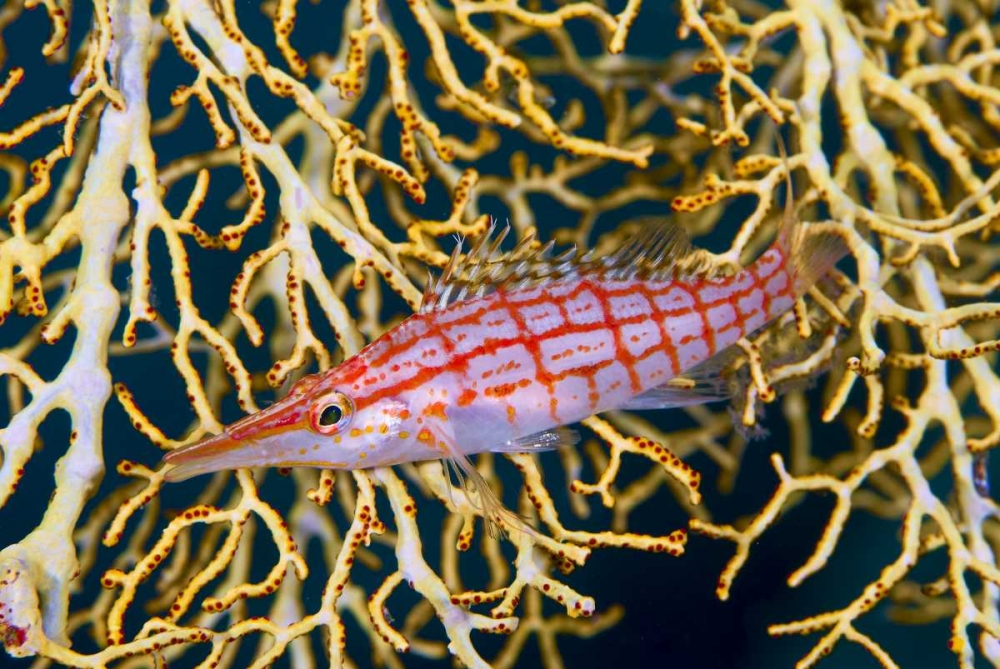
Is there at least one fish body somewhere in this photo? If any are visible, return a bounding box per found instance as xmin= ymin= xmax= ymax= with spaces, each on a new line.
xmin=343 ymin=250 xmax=793 ymax=463
xmin=164 ymin=219 xmax=841 ymax=489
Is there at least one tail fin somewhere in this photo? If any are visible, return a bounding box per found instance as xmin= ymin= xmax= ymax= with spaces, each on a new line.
xmin=784 ymin=225 xmax=850 ymax=295
xmin=775 ymin=137 xmax=849 ymax=294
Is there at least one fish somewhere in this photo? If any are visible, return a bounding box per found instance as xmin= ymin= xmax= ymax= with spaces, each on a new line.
xmin=163 ymin=205 xmax=846 ymax=533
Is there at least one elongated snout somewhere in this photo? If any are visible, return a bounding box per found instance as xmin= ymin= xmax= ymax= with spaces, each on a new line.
xmin=163 ymin=430 xmax=259 ymax=481
xmin=162 ymin=398 xmax=311 ymax=482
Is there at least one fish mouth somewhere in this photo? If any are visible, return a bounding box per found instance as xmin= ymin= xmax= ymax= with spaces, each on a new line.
xmin=163 ymin=397 xmax=312 ymax=482
xmin=162 ymin=433 xmax=348 ymax=481
xmin=163 ymin=431 xmax=264 ymax=482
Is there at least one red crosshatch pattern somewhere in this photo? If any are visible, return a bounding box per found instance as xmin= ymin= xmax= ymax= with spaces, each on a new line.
xmin=340 ymin=245 xmax=797 ymax=440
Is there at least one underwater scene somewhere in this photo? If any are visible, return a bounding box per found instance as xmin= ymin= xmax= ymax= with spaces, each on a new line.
xmin=1 ymin=1 xmax=999 ymax=668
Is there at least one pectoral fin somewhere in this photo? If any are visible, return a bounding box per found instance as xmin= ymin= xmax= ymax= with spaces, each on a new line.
xmin=445 ymin=404 xmax=578 ymax=454
xmin=438 ymin=406 xmax=543 ymax=539
xmin=441 ymin=442 xmax=537 ymax=541
xmin=490 ymin=427 xmax=579 ymax=453
xmin=445 ymin=404 xmax=517 ymax=451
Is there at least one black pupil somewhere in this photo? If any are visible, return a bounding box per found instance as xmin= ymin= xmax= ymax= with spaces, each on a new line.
xmin=319 ymin=403 xmax=343 ymax=427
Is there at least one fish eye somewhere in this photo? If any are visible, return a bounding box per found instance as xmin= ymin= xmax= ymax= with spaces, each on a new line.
xmin=318 ymin=404 xmax=343 ymax=426
xmin=311 ymin=392 xmax=353 ymax=434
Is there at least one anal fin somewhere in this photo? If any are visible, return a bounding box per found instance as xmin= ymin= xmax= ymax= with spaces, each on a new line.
xmin=620 ymin=383 xmax=730 ymax=410
xmin=621 ymin=347 xmax=736 ymax=411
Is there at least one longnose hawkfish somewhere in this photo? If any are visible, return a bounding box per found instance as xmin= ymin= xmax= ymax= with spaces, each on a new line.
xmin=164 ymin=208 xmax=846 ymax=534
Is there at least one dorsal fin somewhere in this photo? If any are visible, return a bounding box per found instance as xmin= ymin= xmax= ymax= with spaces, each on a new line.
xmin=419 ymin=219 xmax=712 ymax=314
xmin=420 ymin=223 xmax=568 ymax=313
xmin=599 ymin=218 xmax=712 ymax=280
